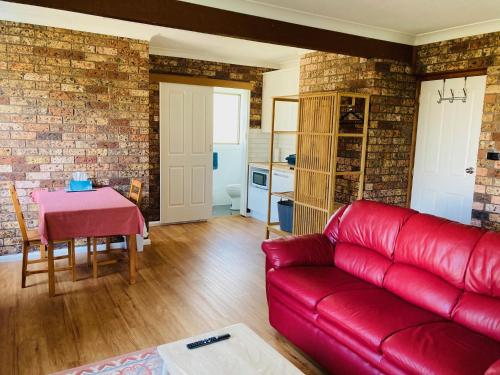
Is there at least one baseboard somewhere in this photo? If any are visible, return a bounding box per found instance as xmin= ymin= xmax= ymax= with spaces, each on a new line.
xmin=148 ymin=221 xmax=162 ymax=227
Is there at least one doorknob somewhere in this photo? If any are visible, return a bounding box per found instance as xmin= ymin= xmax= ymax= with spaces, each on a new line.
xmin=465 ymin=167 xmax=475 ymax=174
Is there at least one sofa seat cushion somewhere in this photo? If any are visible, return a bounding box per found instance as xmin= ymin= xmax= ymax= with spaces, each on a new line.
xmin=317 ymin=288 xmax=443 ymax=352
xmin=267 ymin=266 xmax=374 ymax=311
xmin=381 ymin=322 xmax=500 ymax=375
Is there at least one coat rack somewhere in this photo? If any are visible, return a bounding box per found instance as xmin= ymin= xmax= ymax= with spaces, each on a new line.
xmin=437 ymin=77 xmax=467 ymax=104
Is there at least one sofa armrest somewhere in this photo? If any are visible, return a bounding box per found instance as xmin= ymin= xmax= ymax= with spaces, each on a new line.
xmin=261 ymin=234 xmax=334 ymax=270
xmin=486 ymin=360 xmax=500 ymax=375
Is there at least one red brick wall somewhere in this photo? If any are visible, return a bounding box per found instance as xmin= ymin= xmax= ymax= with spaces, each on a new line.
xmin=0 ymin=21 xmax=150 ymax=254
xmin=148 ymin=55 xmax=271 ymax=221
xmin=415 ymin=32 xmax=500 ymax=229
xmin=300 ymin=53 xmax=416 ymax=206
xmin=300 ymin=32 xmax=500 ymax=230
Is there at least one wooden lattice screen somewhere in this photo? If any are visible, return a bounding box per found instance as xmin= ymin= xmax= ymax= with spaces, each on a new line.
xmin=293 ymin=92 xmax=369 ymax=235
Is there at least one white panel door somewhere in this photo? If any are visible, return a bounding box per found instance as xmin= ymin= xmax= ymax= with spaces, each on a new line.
xmin=411 ymin=76 xmax=486 ymax=224
xmin=160 ymin=83 xmax=213 ymax=223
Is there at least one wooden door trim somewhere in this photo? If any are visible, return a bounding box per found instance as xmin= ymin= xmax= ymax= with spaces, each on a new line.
xmin=151 ymin=73 xmax=253 ymax=90
xmin=416 ymin=68 xmax=487 ymax=81
xmin=406 ymin=69 xmax=488 ymax=208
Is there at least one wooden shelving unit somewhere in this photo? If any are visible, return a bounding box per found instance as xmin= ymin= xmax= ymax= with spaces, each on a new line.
xmin=265 ymin=95 xmax=299 ymax=239
xmin=264 ymin=92 xmax=369 ymax=238
xmin=293 ymin=92 xmax=370 ymax=235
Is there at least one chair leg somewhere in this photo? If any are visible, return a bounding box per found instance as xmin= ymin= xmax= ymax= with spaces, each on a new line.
xmin=92 ymin=238 xmax=98 ymax=279
xmin=67 ymin=240 xmax=72 ymax=267
xmin=39 ymin=244 xmax=46 ymax=259
xmin=70 ymin=240 xmax=76 ymax=282
xmin=21 ymin=242 xmax=29 ymax=288
xmin=86 ymin=237 xmax=91 ymax=267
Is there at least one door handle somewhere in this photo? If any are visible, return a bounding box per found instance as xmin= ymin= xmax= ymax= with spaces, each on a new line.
xmin=465 ymin=167 xmax=474 ymax=174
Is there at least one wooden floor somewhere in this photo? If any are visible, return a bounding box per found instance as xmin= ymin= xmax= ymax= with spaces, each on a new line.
xmin=0 ymin=215 xmax=324 ymax=375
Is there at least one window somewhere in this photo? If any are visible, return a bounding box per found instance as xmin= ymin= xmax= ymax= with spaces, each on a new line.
xmin=213 ymin=93 xmax=240 ymax=144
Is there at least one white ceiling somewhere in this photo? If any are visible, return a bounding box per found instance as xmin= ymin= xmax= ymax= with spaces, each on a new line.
xmin=182 ymin=0 xmax=500 ymax=45
xmin=0 ymin=1 xmax=308 ymax=69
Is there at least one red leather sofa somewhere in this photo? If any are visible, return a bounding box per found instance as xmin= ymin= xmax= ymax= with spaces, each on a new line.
xmin=262 ymin=200 xmax=500 ymax=374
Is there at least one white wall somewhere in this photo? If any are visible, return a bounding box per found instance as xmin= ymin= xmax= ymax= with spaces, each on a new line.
xmin=213 ymin=144 xmax=243 ymax=205
xmin=261 ymin=66 xmax=300 ymax=133
xmin=248 ymin=128 xmax=270 ymax=162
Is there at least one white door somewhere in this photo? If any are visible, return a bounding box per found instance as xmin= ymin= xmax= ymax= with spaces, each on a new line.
xmin=411 ymin=76 xmax=486 ymax=224
xmin=160 ymin=83 xmax=213 ymax=223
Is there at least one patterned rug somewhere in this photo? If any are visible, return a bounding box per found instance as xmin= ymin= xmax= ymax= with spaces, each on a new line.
xmin=52 ymin=347 xmax=164 ymax=375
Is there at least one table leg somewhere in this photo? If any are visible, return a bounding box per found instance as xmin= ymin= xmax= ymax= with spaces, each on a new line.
xmin=48 ymin=241 xmax=55 ymax=297
xmin=92 ymin=238 xmax=98 ymax=279
xmin=70 ymin=240 xmax=76 ymax=282
xmin=128 ymin=235 xmax=137 ymax=285
xmin=86 ymin=237 xmax=91 ymax=266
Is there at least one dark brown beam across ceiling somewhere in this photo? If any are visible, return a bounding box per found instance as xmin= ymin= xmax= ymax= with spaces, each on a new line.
xmin=4 ymin=0 xmax=414 ymax=63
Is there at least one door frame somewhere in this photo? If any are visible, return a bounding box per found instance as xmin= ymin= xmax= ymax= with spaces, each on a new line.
xmin=157 ymin=73 xmax=252 ymax=222
xmin=406 ymin=67 xmax=487 ymax=208
xmin=212 ymin=86 xmax=251 ymax=216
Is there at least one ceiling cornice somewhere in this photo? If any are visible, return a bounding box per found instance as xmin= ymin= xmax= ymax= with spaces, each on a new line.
xmin=181 ymin=0 xmax=500 ymax=46
xmin=149 ymin=46 xmax=289 ymax=69
xmin=2 ymin=0 xmax=414 ymax=63
xmin=181 ymin=0 xmax=416 ymax=45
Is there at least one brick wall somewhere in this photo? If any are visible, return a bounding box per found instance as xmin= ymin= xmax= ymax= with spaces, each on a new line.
xmin=300 ymin=53 xmax=416 ymax=205
xmin=415 ymin=32 xmax=500 ymax=230
xmin=0 ymin=20 xmax=150 ymax=255
xmin=148 ymin=55 xmax=271 ymax=221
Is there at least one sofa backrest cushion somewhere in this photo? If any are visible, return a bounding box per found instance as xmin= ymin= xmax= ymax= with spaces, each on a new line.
xmin=384 ymin=263 xmax=462 ymax=318
xmin=453 ymin=232 xmax=500 ymax=341
xmin=332 ymin=200 xmax=415 ymax=287
xmin=337 ymin=200 xmax=416 ymax=259
xmin=384 ymin=213 xmax=484 ymax=318
xmin=323 ymin=204 xmax=349 ymax=244
xmin=394 ymin=214 xmax=484 ymax=289
xmin=465 ymin=232 xmax=500 ymax=297
xmin=334 ymin=243 xmax=392 ymax=287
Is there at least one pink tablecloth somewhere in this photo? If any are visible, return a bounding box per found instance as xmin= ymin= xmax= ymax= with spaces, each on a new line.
xmin=32 ymin=187 xmax=144 ymax=244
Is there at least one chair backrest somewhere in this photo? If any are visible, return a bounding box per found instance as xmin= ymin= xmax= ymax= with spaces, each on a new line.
xmin=129 ymin=178 xmax=142 ymax=206
xmin=8 ymin=185 xmax=29 ymax=242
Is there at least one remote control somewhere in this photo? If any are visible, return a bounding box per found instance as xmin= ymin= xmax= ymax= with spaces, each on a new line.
xmin=186 ymin=333 xmax=231 ymax=349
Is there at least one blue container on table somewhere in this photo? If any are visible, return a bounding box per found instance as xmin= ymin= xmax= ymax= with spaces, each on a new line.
xmin=69 ymin=179 xmax=93 ymax=191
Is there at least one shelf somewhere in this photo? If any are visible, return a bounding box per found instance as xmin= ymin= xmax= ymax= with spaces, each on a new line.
xmin=294 ymin=201 xmax=329 ymax=213
xmin=336 ymin=170 xmax=362 ymax=176
xmin=337 ymin=133 xmax=364 ymax=138
xmin=295 ymin=167 xmax=330 ymax=175
xmin=274 ymin=130 xmax=297 ymax=134
xmin=272 ymin=191 xmax=294 ymax=200
xmin=271 ymin=162 xmax=295 ymax=172
xmin=267 ymin=224 xmax=292 ymax=236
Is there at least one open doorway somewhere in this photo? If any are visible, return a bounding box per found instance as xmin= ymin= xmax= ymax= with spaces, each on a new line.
xmin=212 ymin=87 xmax=250 ymax=217
xmin=159 ymin=82 xmax=250 ymax=224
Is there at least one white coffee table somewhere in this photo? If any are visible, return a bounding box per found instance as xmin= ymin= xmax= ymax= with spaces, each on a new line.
xmin=157 ymin=323 xmax=304 ymax=374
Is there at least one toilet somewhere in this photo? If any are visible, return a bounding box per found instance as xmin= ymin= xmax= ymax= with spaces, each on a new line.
xmin=226 ymin=184 xmax=241 ymax=210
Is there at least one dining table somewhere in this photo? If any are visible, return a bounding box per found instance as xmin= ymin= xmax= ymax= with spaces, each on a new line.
xmin=32 ymin=187 xmax=145 ymax=296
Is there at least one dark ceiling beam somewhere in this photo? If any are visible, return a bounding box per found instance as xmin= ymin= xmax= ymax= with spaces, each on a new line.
xmin=4 ymin=0 xmax=414 ymax=63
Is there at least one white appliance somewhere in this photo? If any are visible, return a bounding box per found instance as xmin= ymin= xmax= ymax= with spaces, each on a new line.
xmin=247 ymin=165 xmax=294 ymax=222
xmin=251 ymin=168 xmax=269 ymax=189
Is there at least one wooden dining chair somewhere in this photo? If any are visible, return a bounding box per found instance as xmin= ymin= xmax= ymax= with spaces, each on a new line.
xmin=87 ymin=178 xmax=142 ymax=278
xmin=9 ymin=185 xmax=76 ymax=287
